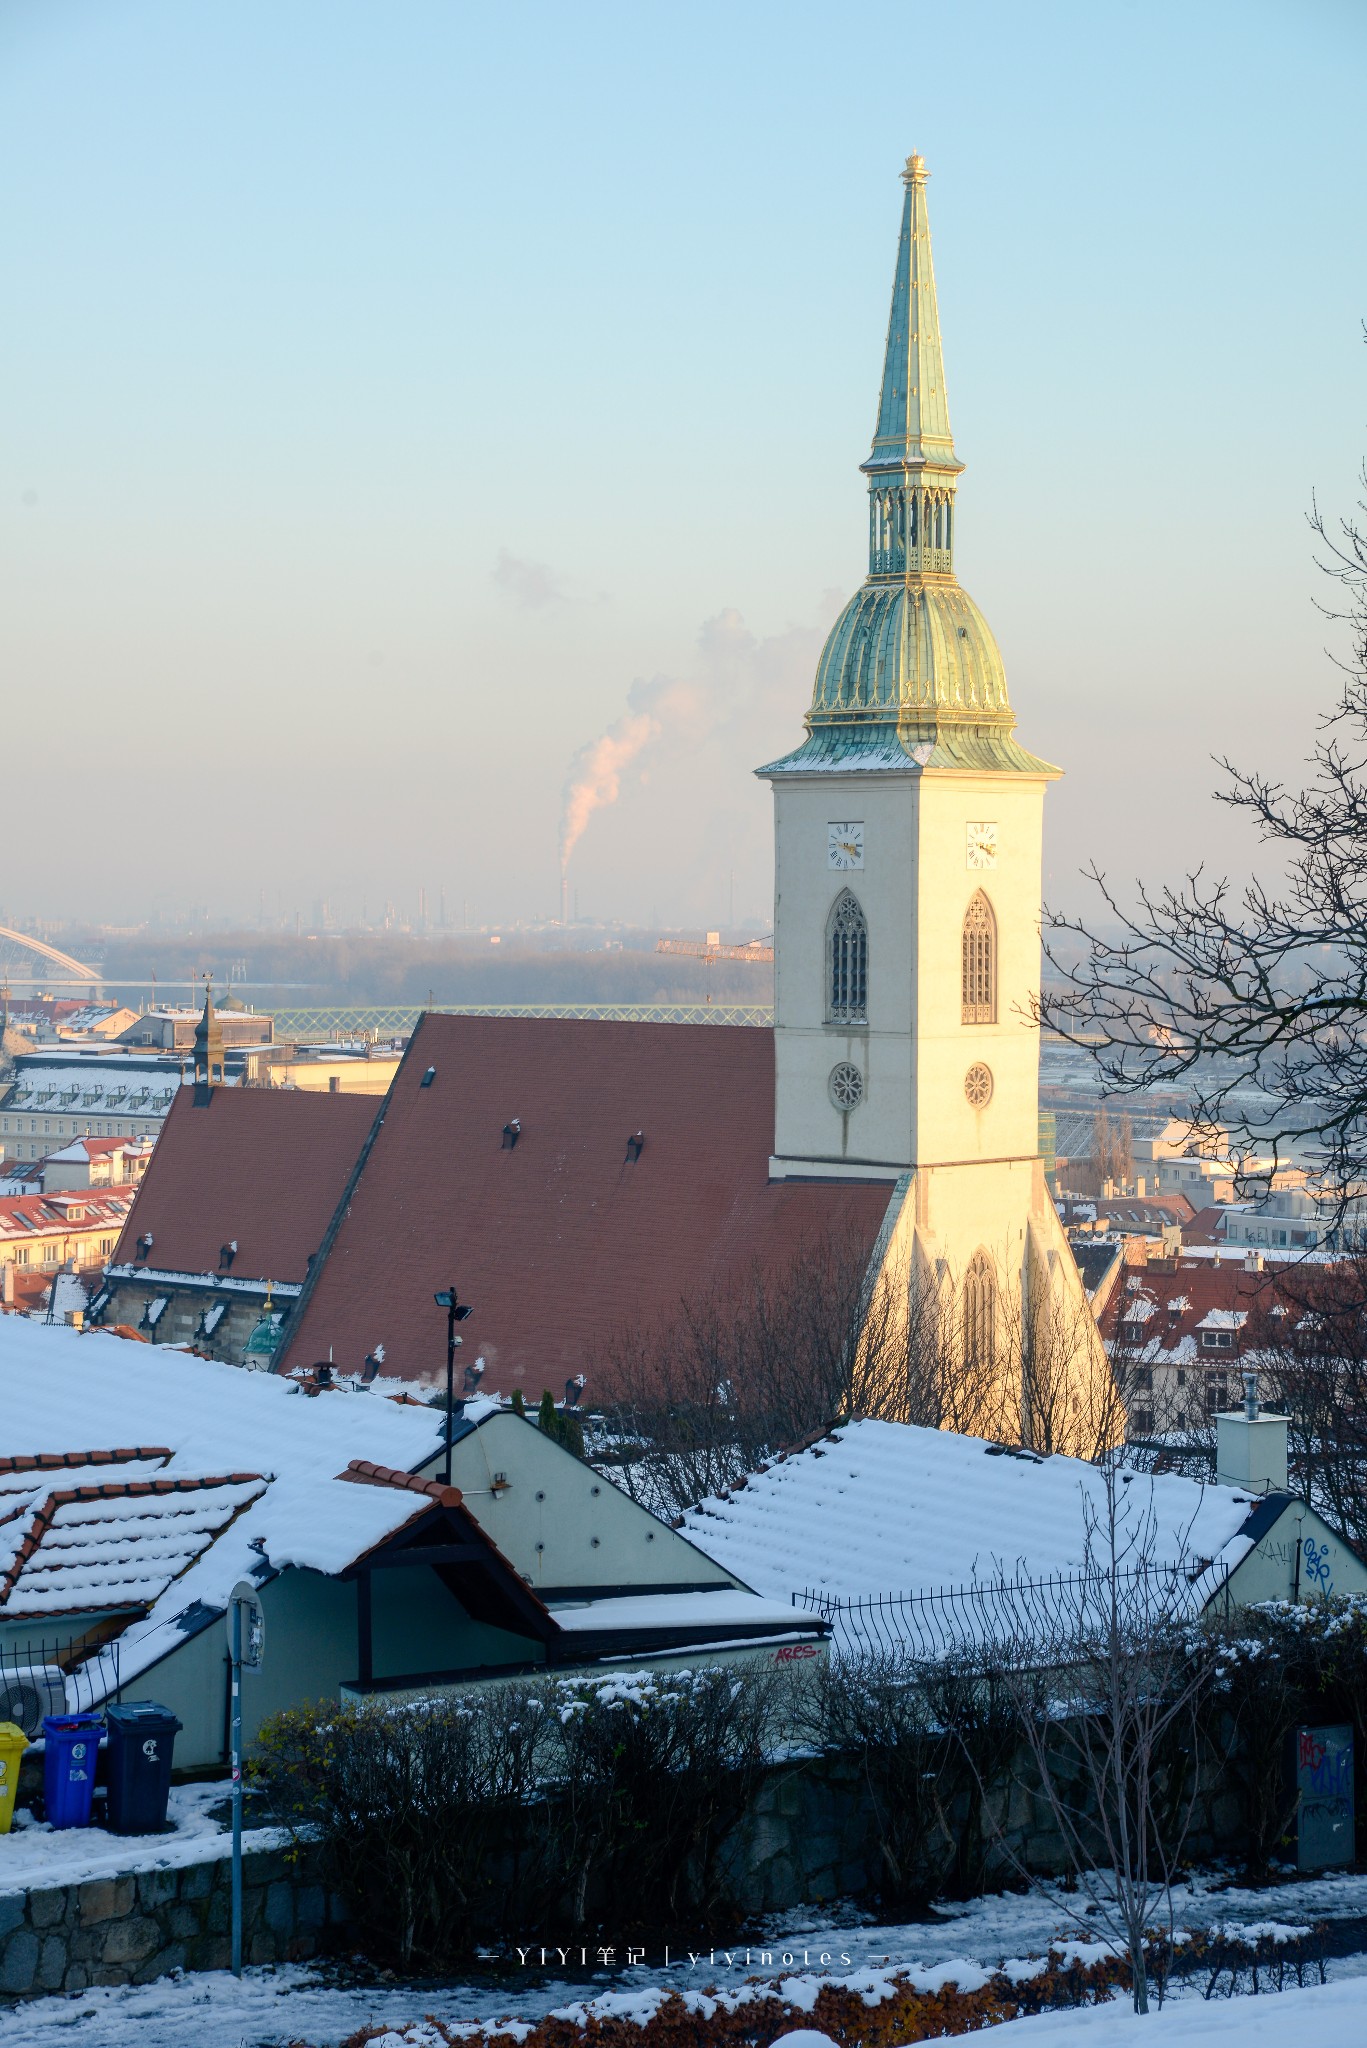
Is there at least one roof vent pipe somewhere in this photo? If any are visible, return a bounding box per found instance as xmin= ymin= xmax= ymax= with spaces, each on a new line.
xmin=1216 ymin=1373 xmax=1288 ymax=1495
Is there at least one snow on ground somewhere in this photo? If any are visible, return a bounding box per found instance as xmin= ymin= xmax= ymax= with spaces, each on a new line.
xmin=967 ymin=1975 xmax=1365 ymax=2045
xmin=4 ymin=1869 xmax=1366 ymax=2048
xmin=0 ymin=1783 xmax=286 ymax=1894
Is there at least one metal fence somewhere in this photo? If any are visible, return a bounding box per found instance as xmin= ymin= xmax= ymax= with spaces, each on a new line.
xmin=793 ymin=1562 xmax=1206 ymax=1665
xmin=272 ymin=1001 xmax=775 ymax=1039
xmin=0 ymin=1635 xmax=119 ymax=1735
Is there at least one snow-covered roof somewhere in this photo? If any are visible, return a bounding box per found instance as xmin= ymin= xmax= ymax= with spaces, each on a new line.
xmin=0 ymin=1474 xmax=266 ymax=1616
xmin=1197 ymin=1309 xmax=1248 ymax=1331
xmin=0 ymin=1319 xmax=450 ymax=1692
xmin=681 ymin=1419 xmax=1265 ymax=1604
xmin=549 ymin=1589 xmax=804 ymax=1633
xmin=3 ymin=1063 xmax=186 ymax=1116
xmin=1119 ymin=1296 xmax=1157 ymax=1324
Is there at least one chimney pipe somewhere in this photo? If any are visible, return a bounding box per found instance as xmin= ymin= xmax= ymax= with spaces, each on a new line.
xmin=1217 ymin=1373 xmax=1288 ymax=1494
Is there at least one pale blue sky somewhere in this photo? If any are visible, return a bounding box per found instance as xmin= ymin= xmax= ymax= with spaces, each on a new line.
xmin=2 ymin=0 xmax=1363 ymax=928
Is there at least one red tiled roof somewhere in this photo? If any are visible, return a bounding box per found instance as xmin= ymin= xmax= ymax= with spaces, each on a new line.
xmin=110 ymin=1086 xmax=378 ymax=1283
xmin=0 ymin=1191 xmax=133 ymax=1239
xmin=1102 ymin=1257 xmax=1345 ymax=1356
xmin=339 ymin=1459 xmax=464 ymax=1509
xmin=1182 ymin=1207 xmax=1228 ymax=1245
xmin=0 ymin=1473 xmax=266 ymax=1617
xmin=279 ymin=1015 xmax=895 ymax=1393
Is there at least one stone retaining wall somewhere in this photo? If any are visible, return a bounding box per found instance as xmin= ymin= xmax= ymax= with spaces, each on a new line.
xmin=0 ymin=1843 xmax=348 ymax=2000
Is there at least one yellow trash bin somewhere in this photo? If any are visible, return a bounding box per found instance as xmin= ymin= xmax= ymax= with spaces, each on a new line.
xmin=0 ymin=1720 xmax=30 ymax=1833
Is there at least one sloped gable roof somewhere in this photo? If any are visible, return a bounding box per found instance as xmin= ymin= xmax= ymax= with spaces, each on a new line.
xmin=110 ymin=1084 xmax=377 ymax=1283
xmin=682 ymin=1418 xmax=1263 ymax=1603
xmin=0 ymin=1475 xmax=267 ymax=1617
xmin=280 ymin=1014 xmax=896 ymax=1390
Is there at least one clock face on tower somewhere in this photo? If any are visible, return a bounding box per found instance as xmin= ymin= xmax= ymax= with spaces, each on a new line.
xmin=966 ymin=821 xmax=998 ymax=870
xmin=827 ymin=821 xmax=865 ymax=871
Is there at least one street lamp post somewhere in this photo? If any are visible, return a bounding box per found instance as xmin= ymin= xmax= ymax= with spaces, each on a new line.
xmin=434 ymin=1284 xmax=474 ymax=1484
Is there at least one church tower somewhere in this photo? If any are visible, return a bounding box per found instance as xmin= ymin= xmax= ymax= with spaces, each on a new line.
xmin=192 ymin=984 xmax=226 ymax=1105
xmin=761 ymin=155 xmax=1102 ymax=1438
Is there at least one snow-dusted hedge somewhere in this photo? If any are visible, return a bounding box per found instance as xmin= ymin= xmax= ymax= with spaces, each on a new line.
xmin=1202 ymin=1593 xmax=1367 ymax=1867
xmin=255 ymin=1667 xmax=785 ymax=1966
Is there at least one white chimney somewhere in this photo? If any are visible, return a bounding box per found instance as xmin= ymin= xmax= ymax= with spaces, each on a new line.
xmin=1216 ymin=1371 xmax=1288 ymax=1494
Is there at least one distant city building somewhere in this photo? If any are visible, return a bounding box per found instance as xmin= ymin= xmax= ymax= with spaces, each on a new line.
xmin=0 ymin=1052 xmax=188 ymax=1161
xmin=40 ymin=1135 xmax=154 ymax=1192
xmin=239 ymin=1042 xmax=402 ymax=1095
xmin=0 ymin=1186 xmax=134 ymax=1291
xmin=117 ymin=1001 xmax=273 ymax=1050
xmin=1220 ymin=1184 xmax=1367 ymax=1254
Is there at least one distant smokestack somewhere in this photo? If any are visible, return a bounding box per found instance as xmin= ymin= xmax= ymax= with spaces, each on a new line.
xmin=560 ymin=871 xmax=569 ymax=925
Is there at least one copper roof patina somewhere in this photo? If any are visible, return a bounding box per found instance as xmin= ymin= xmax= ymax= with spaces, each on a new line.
xmin=762 ymin=153 xmax=1058 ymax=781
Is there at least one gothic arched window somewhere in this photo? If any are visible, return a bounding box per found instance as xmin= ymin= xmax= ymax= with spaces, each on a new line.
xmin=961 ymin=891 xmax=996 ymax=1024
xmin=827 ymin=890 xmax=868 ymax=1025
xmin=963 ymin=1249 xmax=997 ymax=1371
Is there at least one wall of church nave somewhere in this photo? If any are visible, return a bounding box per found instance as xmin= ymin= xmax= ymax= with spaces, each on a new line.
xmin=856 ymin=1157 xmax=1117 ymax=1454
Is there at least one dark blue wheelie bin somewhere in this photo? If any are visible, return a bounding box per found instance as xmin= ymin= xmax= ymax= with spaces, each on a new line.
xmin=104 ymin=1702 xmax=182 ymax=1834
xmin=42 ymin=1714 xmax=103 ymax=1829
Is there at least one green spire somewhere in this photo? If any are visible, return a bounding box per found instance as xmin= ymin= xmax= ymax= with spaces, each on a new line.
xmin=866 ymin=153 xmax=961 ymax=477
xmin=757 ymin=152 xmax=1060 ymax=781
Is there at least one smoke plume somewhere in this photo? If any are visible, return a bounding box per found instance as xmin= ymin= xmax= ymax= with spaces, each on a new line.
xmin=559 ymin=708 xmax=661 ymax=872
xmin=557 ymin=603 xmax=838 ymax=881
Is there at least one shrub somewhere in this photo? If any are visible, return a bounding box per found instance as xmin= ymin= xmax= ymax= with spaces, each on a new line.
xmin=254 ymin=1685 xmax=552 ymax=1966
xmin=255 ymin=1663 xmax=783 ymax=1963
xmin=552 ymin=1665 xmax=781 ymax=1935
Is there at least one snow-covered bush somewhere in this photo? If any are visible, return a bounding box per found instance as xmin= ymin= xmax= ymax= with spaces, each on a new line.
xmin=255 ymin=1684 xmax=553 ymax=1966
xmin=255 ymin=1664 xmax=785 ymax=1964
xmin=1197 ymin=1592 xmax=1367 ymax=1869
xmin=550 ymin=1665 xmax=783 ymax=1934
xmin=804 ymin=1653 xmax=1014 ymax=1910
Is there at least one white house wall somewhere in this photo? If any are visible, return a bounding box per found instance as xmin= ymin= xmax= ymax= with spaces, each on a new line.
xmin=427 ymin=1411 xmax=746 ymax=1595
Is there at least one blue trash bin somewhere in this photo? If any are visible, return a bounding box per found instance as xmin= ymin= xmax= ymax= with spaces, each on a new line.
xmin=42 ymin=1714 xmax=103 ymax=1830
xmin=104 ymin=1702 xmax=182 ymax=1834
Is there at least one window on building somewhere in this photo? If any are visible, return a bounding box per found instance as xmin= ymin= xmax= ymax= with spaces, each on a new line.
xmin=961 ymin=891 xmax=996 ymax=1023
xmin=963 ymin=1249 xmax=997 ymax=1370
xmin=827 ymin=890 xmax=868 ymax=1024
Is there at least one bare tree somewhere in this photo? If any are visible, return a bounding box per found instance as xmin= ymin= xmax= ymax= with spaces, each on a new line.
xmin=595 ymin=1228 xmax=1124 ymax=1516
xmin=1090 ymin=1108 xmax=1135 ymax=1190
xmin=1246 ymin=1259 xmax=1367 ymax=1553
xmin=975 ymin=1465 xmax=1214 ymax=2014
xmin=1038 ymin=450 xmax=1367 ymax=1214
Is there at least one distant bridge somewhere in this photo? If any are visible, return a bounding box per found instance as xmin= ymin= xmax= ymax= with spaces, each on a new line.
xmin=0 ymin=926 xmax=101 ymax=984
xmin=272 ymin=1001 xmax=776 ymax=1039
